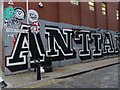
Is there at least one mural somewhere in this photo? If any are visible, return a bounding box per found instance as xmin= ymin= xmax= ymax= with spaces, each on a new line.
xmin=28 ymin=9 xmax=39 ymax=22
xmin=91 ymin=33 xmax=102 ymax=57
xmin=31 ymin=22 xmax=40 ymax=34
xmin=45 ymin=26 xmax=76 ymax=61
xmin=4 ymin=6 xmax=15 ymax=20
xmin=4 ymin=6 xmax=26 ymax=27
xmin=12 ymin=7 xmax=26 ymax=24
xmin=114 ymin=34 xmax=120 ymax=53
xmin=103 ymin=32 xmax=115 ymax=55
xmin=6 ymin=24 xmax=45 ymax=72
xmin=74 ymin=30 xmax=91 ymax=60
xmin=3 ymin=6 xmax=120 ymax=74
xmin=14 ymin=7 xmax=26 ymax=20
xmin=4 ymin=6 xmax=15 ymax=27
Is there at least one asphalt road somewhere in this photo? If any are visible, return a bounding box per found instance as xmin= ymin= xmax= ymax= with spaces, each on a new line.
xmin=41 ymin=64 xmax=119 ymax=88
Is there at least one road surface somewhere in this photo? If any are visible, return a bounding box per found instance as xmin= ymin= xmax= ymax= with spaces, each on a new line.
xmin=41 ymin=64 xmax=119 ymax=88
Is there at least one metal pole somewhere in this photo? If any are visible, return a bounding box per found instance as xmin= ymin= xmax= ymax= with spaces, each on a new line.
xmin=118 ymin=1 xmax=120 ymax=56
xmin=26 ymin=0 xmax=31 ymax=71
xmin=1 ymin=0 xmax=4 ymax=74
xmin=118 ymin=1 xmax=120 ymax=32
xmin=26 ymin=0 xmax=29 ymax=24
xmin=34 ymin=59 xmax=36 ymax=72
xmin=0 ymin=2 xmax=7 ymax=88
xmin=37 ymin=61 xmax=41 ymax=80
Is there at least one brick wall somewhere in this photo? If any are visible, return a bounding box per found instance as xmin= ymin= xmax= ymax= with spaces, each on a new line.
xmin=4 ymin=2 xmax=119 ymax=31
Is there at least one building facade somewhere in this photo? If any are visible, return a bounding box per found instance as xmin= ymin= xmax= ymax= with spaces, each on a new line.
xmin=0 ymin=1 xmax=120 ymax=75
xmin=4 ymin=2 xmax=120 ymax=31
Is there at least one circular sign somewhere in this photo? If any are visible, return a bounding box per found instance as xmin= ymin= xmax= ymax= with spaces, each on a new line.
xmin=28 ymin=9 xmax=39 ymax=22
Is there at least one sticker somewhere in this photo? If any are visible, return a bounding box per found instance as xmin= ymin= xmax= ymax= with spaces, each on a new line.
xmin=30 ymin=22 xmax=40 ymax=34
xmin=28 ymin=9 xmax=39 ymax=22
xmin=4 ymin=19 xmax=11 ymax=27
xmin=14 ymin=7 xmax=26 ymax=20
xmin=4 ymin=6 xmax=15 ymax=20
xmin=8 ymin=0 xmax=14 ymax=5
xmin=13 ymin=35 xmax=17 ymax=48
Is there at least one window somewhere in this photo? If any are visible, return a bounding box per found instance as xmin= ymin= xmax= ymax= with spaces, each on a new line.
xmin=102 ymin=2 xmax=107 ymax=15
xmin=116 ymin=10 xmax=119 ymax=20
xmin=88 ymin=0 xmax=95 ymax=11
xmin=70 ymin=0 xmax=79 ymax=5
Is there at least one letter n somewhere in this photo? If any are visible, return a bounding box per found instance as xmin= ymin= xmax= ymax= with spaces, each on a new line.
xmin=45 ymin=26 xmax=74 ymax=57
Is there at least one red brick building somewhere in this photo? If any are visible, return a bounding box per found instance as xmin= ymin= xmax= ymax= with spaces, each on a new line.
xmin=4 ymin=2 xmax=120 ymax=31
xmin=0 ymin=1 xmax=120 ymax=74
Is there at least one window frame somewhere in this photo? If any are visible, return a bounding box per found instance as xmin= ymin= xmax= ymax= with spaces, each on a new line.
xmin=70 ymin=0 xmax=79 ymax=5
xmin=102 ymin=2 xmax=107 ymax=15
xmin=88 ymin=0 xmax=95 ymax=11
xmin=116 ymin=9 xmax=119 ymax=20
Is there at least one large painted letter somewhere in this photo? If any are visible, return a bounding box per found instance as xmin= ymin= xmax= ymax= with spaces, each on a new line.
xmin=114 ymin=34 xmax=120 ymax=53
xmin=29 ymin=32 xmax=45 ymax=62
xmin=75 ymin=30 xmax=91 ymax=60
xmin=103 ymin=32 xmax=114 ymax=54
xmin=91 ymin=33 xmax=102 ymax=57
xmin=6 ymin=33 xmax=29 ymax=72
xmin=45 ymin=26 xmax=74 ymax=58
xmin=6 ymin=25 xmax=45 ymax=72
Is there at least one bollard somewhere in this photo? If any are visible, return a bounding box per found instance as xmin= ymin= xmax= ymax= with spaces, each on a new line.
xmin=37 ymin=61 xmax=41 ymax=80
xmin=34 ymin=59 xmax=37 ymax=72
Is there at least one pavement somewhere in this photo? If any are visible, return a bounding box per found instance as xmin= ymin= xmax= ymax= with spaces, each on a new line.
xmin=1 ymin=56 xmax=119 ymax=88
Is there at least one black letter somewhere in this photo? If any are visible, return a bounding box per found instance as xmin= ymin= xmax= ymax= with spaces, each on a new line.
xmin=103 ymin=32 xmax=114 ymax=54
xmin=91 ymin=33 xmax=102 ymax=57
xmin=75 ymin=30 xmax=91 ymax=60
xmin=45 ymin=26 xmax=74 ymax=57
